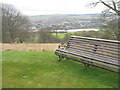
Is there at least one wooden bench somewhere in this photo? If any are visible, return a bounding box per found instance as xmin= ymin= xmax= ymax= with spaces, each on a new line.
xmin=55 ymin=36 xmax=120 ymax=73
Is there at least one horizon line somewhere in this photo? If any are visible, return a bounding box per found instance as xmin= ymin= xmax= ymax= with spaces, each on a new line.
xmin=28 ymin=13 xmax=101 ymax=16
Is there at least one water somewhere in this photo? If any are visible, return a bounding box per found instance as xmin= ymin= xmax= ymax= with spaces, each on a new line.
xmin=52 ymin=29 xmax=99 ymax=33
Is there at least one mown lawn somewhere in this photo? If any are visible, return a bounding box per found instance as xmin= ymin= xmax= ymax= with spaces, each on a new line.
xmin=2 ymin=51 xmax=118 ymax=88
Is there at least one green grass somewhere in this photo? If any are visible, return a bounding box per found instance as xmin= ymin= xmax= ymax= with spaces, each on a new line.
xmin=2 ymin=51 xmax=118 ymax=88
xmin=52 ymin=33 xmax=67 ymax=39
xmin=52 ymin=32 xmax=77 ymax=39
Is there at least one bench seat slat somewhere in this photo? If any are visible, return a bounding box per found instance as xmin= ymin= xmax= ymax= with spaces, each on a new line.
xmin=69 ymin=47 xmax=119 ymax=61
xmin=67 ymin=47 xmax=118 ymax=60
xmin=56 ymin=49 xmax=119 ymax=66
xmin=55 ymin=51 xmax=119 ymax=70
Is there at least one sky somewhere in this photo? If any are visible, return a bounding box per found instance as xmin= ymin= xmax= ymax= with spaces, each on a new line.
xmin=1 ymin=0 xmax=105 ymax=16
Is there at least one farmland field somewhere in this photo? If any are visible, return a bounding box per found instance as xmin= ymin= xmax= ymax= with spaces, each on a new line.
xmin=2 ymin=43 xmax=59 ymax=51
xmin=2 ymin=51 xmax=118 ymax=88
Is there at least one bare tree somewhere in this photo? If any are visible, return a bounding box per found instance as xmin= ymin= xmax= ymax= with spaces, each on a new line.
xmin=89 ymin=0 xmax=120 ymax=16
xmin=100 ymin=19 xmax=119 ymax=40
xmin=15 ymin=16 xmax=31 ymax=43
xmin=37 ymin=28 xmax=51 ymax=43
xmin=1 ymin=3 xmax=31 ymax=43
xmin=89 ymin=0 xmax=120 ymax=40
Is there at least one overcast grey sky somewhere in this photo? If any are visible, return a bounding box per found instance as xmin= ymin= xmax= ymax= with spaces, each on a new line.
xmin=2 ymin=0 xmax=105 ymax=16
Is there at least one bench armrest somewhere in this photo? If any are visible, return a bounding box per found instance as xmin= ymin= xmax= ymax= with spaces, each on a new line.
xmin=58 ymin=42 xmax=68 ymax=49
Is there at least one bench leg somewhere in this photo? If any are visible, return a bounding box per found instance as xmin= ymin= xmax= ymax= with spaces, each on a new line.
xmin=57 ymin=56 xmax=62 ymax=61
xmin=82 ymin=64 xmax=90 ymax=70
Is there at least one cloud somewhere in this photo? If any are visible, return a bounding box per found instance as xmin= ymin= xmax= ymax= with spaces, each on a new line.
xmin=2 ymin=0 xmax=105 ymax=15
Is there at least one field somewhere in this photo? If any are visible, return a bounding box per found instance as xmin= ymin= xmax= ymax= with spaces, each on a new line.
xmin=2 ymin=50 xmax=118 ymax=88
xmin=2 ymin=43 xmax=59 ymax=51
xmin=52 ymin=32 xmax=77 ymax=39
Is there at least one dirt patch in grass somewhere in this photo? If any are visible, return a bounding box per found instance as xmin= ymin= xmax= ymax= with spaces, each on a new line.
xmin=2 ymin=43 xmax=59 ymax=51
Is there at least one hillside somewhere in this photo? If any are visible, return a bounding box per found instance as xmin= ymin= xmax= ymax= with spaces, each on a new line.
xmin=29 ymin=14 xmax=102 ymax=29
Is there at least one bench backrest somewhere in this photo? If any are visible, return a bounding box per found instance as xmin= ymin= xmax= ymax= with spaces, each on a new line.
xmin=66 ymin=36 xmax=119 ymax=71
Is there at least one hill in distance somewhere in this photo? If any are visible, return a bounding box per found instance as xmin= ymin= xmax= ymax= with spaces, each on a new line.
xmin=29 ymin=14 xmax=102 ymax=29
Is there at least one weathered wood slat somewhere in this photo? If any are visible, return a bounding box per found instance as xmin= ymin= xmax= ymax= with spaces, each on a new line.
xmin=55 ymin=51 xmax=119 ymax=70
xmin=69 ymin=37 xmax=119 ymax=46
xmin=68 ymin=41 xmax=119 ymax=52
xmin=69 ymin=39 xmax=119 ymax=48
xmin=56 ymin=49 xmax=119 ymax=66
xmin=70 ymin=36 xmax=120 ymax=43
xmin=67 ymin=47 xmax=118 ymax=62
xmin=67 ymin=46 xmax=119 ymax=60
xmin=69 ymin=38 xmax=119 ymax=49
xmin=68 ymin=41 xmax=119 ymax=56
xmin=68 ymin=43 xmax=119 ymax=55
xmin=69 ymin=36 xmax=119 ymax=45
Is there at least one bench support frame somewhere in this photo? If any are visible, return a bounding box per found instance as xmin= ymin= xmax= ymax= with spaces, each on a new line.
xmin=57 ymin=56 xmax=63 ymax=61
xmin=82 ymin=63 xmax=90 ymax=70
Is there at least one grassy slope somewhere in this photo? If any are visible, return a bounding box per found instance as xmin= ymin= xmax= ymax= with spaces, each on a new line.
xmin=2 ymin=51 xmax=118 ymax=88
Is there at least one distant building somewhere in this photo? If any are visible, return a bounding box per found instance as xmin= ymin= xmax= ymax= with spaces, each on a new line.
xmin=31 ymin=27 xmax=36 ymax=30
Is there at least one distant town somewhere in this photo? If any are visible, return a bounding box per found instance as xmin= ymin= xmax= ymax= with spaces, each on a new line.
xmin=29 ymin=14 xmax=116 ymax=31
